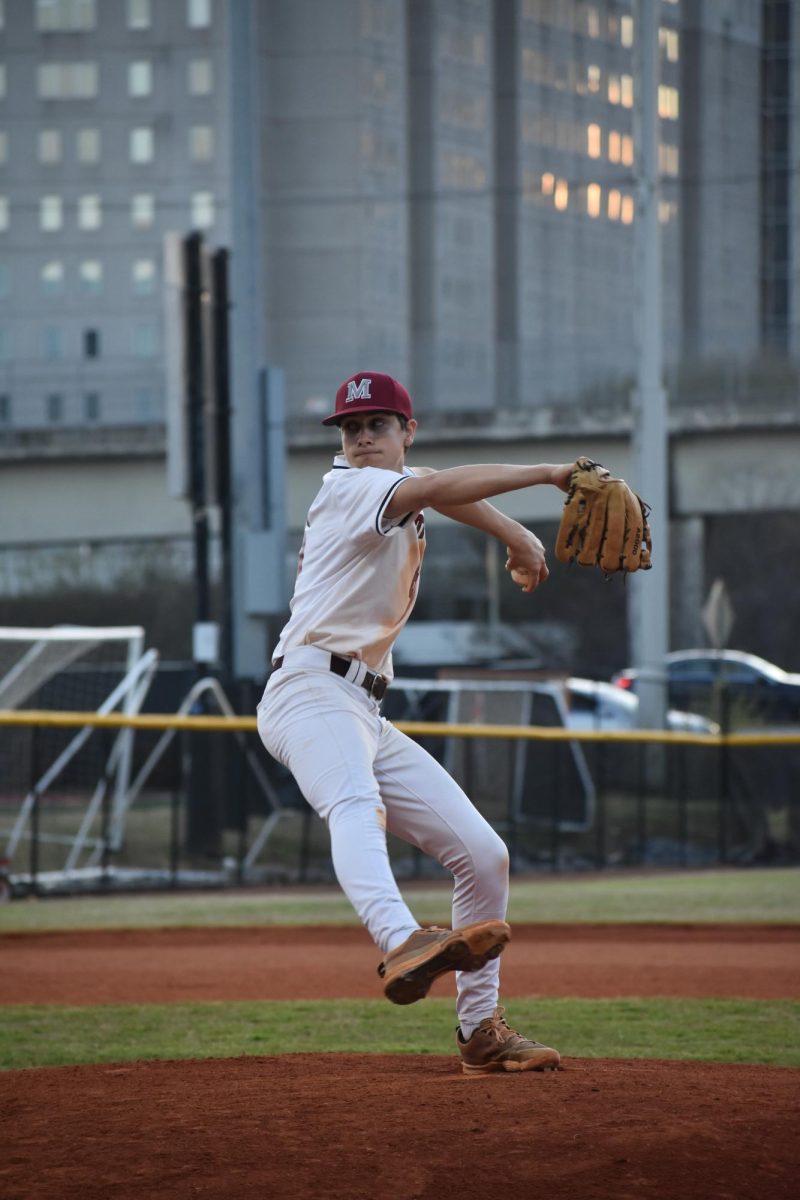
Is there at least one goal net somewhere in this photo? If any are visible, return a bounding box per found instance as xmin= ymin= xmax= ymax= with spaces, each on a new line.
xmin=0 ymin=626 xmax=158 ymax=875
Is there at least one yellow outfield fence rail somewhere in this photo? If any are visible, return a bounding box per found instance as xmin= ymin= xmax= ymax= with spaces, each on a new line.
xmin=1 ymin=707 xmax=798 ymax=895
xmin=2 ymin=708 xmax=800 ymax=747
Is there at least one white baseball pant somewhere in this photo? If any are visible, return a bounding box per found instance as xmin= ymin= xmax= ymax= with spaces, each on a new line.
xmin=256 ymin=648 xmax=510 ymax=1036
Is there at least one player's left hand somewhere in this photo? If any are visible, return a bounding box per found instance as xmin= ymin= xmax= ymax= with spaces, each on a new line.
xmin=505 ymin=533 xmax=548 ymax=593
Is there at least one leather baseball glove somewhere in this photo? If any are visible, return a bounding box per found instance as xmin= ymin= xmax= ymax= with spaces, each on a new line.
xmin=555 ymin=457 xmax=652 ymax=574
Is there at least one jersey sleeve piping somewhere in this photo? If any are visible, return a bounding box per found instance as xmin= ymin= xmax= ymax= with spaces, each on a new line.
xmin=375 ymin=476 xmax=413 ymax=536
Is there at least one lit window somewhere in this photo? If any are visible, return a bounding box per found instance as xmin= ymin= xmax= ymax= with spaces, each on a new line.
xmin=132 ymin=322 xmax=159 ymax=357
xmin=659 ymin=27 xmax=679 ymax=62
xmin=41 ymin=195 xmax=63 ymax=231
xmin=46 ymin=393 xmax=63 ymax=422
xmin=608 ymin=130 xmax=621 ymax=163
xmin=0 ymin=394 xmax=11 ymax=425
xmin=84 ymin=392 xmax=100 ymax=421
xmin=77 ymin=128 xmax=101 ymax=163
xmin=586 ymin=124 xmax=601 ymax=159
xmin=130 ymin=127 xmax=154 ymax=163
xmin=658 ymin=85 xmax=679 ymax=120
xmin=79 ymin=260 xmax=103 ymax=294
xmin=128 ymin=61 xmax=153 ymax=97
xmin=127 ymin=0 xmax=151 ymax=28
xmin=78 ymin=194 xmax=101 ymax=230
xmin=189 ymin=125 xmax=214 ymax=162
xmin=36 ymin=0 xmax=96 ymax=31
xmin=620 ymin=75 xmax=634 ymax=108
xmin=608 ymin=190 xmax=621 ymax=221
xmin=587 ymin=64 xmax=600 ymax=93
xmin=42 ymin=326 xmax=62 ymax=359
xmin=39 ymin=129 xmax=62 ymax=164
xmin=132 ymin=258 xmax=156 ymax=294
xmin=0 ymin=132 xmax=6 ymax=166
xmin=540 ymin=173 xmax=555 ymax=196
xmin=188 ymin=59 xmax=213 ymax=95
xmin=586 ymin=6 xmax=599 ymax=38
xmin=83 ymin=329 xmax=100 ymax=359
xmin=191 ymin=191 xmax=214 ymax=228
xmin=608 ymin=74 xmax=620 ymax=105
xmin=0 ymin=196 xmax=8 ymax=232
xmin=37 ymin=62 xmax=98 ymax=100
xmin=554 ymin=179 xmax=569 ymax=211
xmin=659 ymin=143 xmax=679 ymax=176
xmin=587 ymin=183 xmax=601 ymax=218
xmin=620 ymin=15 xmax=634 ymax=47
xmin=620 ymin=195 xmax=635 ymax=224
xmin=41 ymin=260 xmax=64 ymax=295
xmin=659 ymin=200 xmax=675 ymax=224
xmin=188 ymin=0 xmax=212 ymax=28
xmin=131 ymin=193 xmax=155 ymax=228
xmin=621 ymin=135 xmax=634 ymax=166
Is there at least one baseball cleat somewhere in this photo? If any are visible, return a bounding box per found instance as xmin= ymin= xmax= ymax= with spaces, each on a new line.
xmin=457 ymin=1007 xmax=561 ymax=1074
xmin=378 ymin=920 xmax=511 ymax=1006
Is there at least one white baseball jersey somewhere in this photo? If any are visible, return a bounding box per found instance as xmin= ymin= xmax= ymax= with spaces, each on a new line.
xmin=272 ymin=454 xmax=426 ymax=679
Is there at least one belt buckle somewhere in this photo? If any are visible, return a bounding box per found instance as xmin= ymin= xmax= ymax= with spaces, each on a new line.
xmin=367 ymin=672 xmax=386 ymax=701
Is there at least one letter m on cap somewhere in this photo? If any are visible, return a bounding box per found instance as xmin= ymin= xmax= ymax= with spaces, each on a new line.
xmin=346 ymin=378 xmax=372 ymax=403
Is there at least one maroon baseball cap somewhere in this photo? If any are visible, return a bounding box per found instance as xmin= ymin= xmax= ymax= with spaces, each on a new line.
xmin=321 ymin=371 xmax=413 ymax=426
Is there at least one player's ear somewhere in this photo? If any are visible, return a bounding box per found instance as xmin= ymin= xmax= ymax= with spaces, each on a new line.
xmin=404 ymin=418 xmax=417 ymax=449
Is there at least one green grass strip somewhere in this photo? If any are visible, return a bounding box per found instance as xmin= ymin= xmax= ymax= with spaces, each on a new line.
xmin=1 ymin=997 xmax=797 ymax=1072
xmin=2 ymin=868 xmax=798 ymax=933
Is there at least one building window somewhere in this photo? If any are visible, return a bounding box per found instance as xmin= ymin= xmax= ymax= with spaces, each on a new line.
xmin=0 ymin=394 xmax=11 ymax=425
xmin=620 ymin=195 xmax=635 ymax=225
xmin=188 ymin=58 xmax=213 ymax=95
xmin=659 ymin=27 xmax=679 ymax=63
xmin=79 ymin=260 xmax=103 ymax=294
xmin=37 ymin=62 xmax=99 ymax=100
xmin=132 ymin=322 xmax=159 ymax=357
xmin=553 ymin=179 xmax=569 ymax=211
xmin=191 ymin=192 xmax=214 ymax=228
xmin=620 ymin=14 xmax=634 ymax=47
xmin=131 ymin=193 xmax=155 ymax=228
xmin=83 ymin=328 xmax=100 ymax=358
xmin=586 ymin=124 xmax=601 ymax=159
xmin=0 ymin=132 xmax=7 ymax=166
xmin=189 ymin=125 xmax=214 ymax=162
xmin=41 ymin=260 xmax=64 ymax=295
xmin=608 ymin=189 xmax=621 ymax=221
xmin=0 ymin=196 xmax=8 ymax=232
xmin=127 ymin=0 xmax=151 ymax=28
xmin=78 ymin=194 xmax=101 ymax=230
xmin=36 ymin=0 xmax=96 ymax=31
xmin=188 ymin=0 xmax=212 ymax=29
xmin=658 ymin=85 xmax=680 ymax=120
xmin=84 ymin=392 xmax=100 ymax=422
xmin=134 ymin=387 xmax=156 ymax=420
xmin=46 ymin=393 xmax=63 ymax=423
xmin=76 ymin=128 xmax=101 ymax=164
xmin=621 ymin=134 xmax=634 ymax=167
xmin=620 ymin=75 xmax=634 ymax=109
xmin=42 ymin=326 xmax=63 ymax=358
xmin=130 ymin=127 xmax=154 ymax=163
xmin=128 ymin=61 xmax=153 ymax=97
xmin=39 ymin=129 xmax=62 ymax=164
xmin=586 ymin=183 xmax=601 ymax=218
xmin=132 ymin=258 xmax=156 ymax=295
xmin=40 ymin=195 xmax=63 ymax=231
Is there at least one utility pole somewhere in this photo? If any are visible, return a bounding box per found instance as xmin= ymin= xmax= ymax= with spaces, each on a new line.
xmin=226 ymin=0 xmax=286 ymax=682
xmin=631 ymin=0 xmax=669 ymax=728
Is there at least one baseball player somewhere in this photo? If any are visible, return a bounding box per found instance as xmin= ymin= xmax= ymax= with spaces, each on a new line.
xmin=257 ymin=371 xmax=571 ymax=1074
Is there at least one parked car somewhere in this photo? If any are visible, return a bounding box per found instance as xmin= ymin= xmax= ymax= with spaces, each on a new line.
xmin=611 ymin=650 xmax=800 ymax=726
xmin=564 ymin=677 xmax=719 ymax=735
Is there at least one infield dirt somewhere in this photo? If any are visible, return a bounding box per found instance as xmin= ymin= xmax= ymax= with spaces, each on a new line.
xmin=2 ymin=922 xmax=799 ymax=1199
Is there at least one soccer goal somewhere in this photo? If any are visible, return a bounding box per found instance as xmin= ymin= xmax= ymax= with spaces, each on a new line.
xmin=0 ymin=626 xmax=159 ymax=874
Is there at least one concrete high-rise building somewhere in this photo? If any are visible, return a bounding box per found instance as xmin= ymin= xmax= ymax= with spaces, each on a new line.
xmin=0 ymin=0 xmax=794 ymax=667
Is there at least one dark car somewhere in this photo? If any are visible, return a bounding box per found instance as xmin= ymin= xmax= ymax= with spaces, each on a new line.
xmin=612 ymin=650 xmax=800 ymax=727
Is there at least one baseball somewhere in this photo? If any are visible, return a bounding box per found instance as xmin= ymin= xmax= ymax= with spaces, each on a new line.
xmin=509 ymin=566 xmax=532 ymax=587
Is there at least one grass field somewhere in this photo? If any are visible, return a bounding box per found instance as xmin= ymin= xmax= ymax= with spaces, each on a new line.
xmin=2 ymin=867 xmax=798 ymax=933
xmin=1 ymin=868 xmax=798 ymax=1072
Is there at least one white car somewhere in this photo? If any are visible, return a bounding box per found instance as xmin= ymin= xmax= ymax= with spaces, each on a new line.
xmin=564 ymin=677 xmax=719 ymax=735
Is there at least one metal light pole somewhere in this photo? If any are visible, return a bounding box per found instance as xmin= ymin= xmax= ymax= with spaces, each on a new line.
xmin=631 ymin=0 xmax=669 ymax=729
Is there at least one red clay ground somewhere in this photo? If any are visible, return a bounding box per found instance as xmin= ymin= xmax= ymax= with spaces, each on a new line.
xmin=2 ymin=922 xmax=799 ymax=1199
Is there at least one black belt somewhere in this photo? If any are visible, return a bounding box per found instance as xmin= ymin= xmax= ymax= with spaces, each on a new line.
xmin=272 ymin=652 xmax=388 ymax=701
